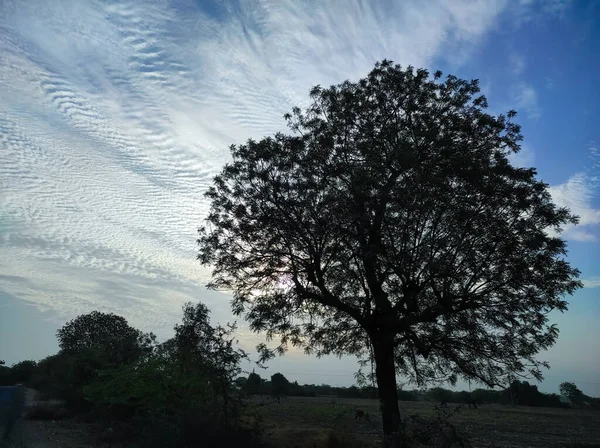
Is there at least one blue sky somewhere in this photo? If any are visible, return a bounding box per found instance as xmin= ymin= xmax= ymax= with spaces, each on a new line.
xmin=1 ymin=0 xmax=598 ymax=396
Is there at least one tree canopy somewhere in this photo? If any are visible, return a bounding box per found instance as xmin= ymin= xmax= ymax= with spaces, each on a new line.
xmin=243 ymin=371 xmax=262 ymax=395
xmin=271 ymin=372 xmax=291 ymax=396
xmin=198 ymin=60 xmax=581 ymax=444
xmin=560 ymin=381 xmax=585 ymax=407
xmin=170 ymin=301 xmax=247 ymax=390
xmin=57 ymin=310 xmax=155 ymax=364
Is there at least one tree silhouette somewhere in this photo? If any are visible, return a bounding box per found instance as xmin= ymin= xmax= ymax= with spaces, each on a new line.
xmin=198 ymin=60 xmax=582 ymax=446
xmin=243 ymin=371 xmax=262 ymax=395
xmin=57 ymin=311 xmax=155 ymax=365
xmin=271 ymin=372 xmax=291 ymax=397
xmin=559 ymin=381 xmax=585 ymax=407
xmin=171 ymin=301 xmax=247 ymax=404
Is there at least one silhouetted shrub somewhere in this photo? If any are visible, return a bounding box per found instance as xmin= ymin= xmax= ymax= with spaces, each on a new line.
xmin=401 ymin=404 xmax=472 ymax=448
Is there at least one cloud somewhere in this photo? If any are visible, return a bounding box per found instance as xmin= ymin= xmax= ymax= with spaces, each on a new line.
xmin=582 ymin=277 xmax=600 ymax=288
xmin=0 ymin=1 xmax=510 ymax=331
xmin=508 ymin=143 xmax=535 ymax=168
xmin=512 ymin=82 xmax=542 ymax=119
xmin=514 ymin=0 xmax=573 ymax=23
xmin=548 ymin=146 xmax=600 ymax=241
xmin=509 ymin=53 xmax=526 ymax=75
xmin=541 ymin=0 xmax=573 ymax=17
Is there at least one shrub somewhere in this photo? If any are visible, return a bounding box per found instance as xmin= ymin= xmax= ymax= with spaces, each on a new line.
xmin=401 ymin=405 xmax=472 ymax=448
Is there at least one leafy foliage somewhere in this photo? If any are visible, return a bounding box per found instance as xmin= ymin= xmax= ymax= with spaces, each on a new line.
xmin=23 ymin=303 xmax=262 ymax=446
xmin=81 ymin=302 xmax=257 ymax=446
xmin=84 ymin=357 xmax=215 ymax=420
xmin=57 ymin=311 xmax=155 ymax=365
xmin=244 ymin=371 xmax=263 ymax=395
xmin=271 ymin=372 xmax=291 ymax=396
xmin=172 ymin=302 xmax=245 ymax=382
xmin=197 ymin=60 xmax=582 ymax=442
xmin=560 ymin=381 xmax=585 ymax=407
xmin=0 ymin=360 xmax=36 ymax=385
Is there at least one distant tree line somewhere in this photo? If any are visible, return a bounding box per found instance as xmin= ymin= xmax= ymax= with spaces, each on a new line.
xmin=233 ymin=371 xmax=599 ymax=410
xmin=3 ymin=354 xmax=598 ymax=413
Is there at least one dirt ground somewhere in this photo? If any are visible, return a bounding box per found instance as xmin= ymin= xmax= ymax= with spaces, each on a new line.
xmin=249 ymin=396 xmax=600 ymax=448
xmin=5 ymin=389 xmax=101 ymax=448
xmin=6 ymin=393 xmax=600 ymax=447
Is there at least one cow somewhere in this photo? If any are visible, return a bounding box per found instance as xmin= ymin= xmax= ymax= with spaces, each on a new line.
xmin=355 ymin=409 xmax=370 ymax=420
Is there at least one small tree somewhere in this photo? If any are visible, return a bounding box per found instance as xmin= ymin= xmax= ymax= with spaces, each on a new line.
xmin=171 ymin=302 xmax=247 ymax=426
xmin=559 ymin=381 xmax=585 ymax=407
xmin=57 ymin=311 xmax=155 ymax=364
xmin=198 ymin=60 xmax=581 ymax=446
xmin=6 ymin=360 xmax=37 ymax=384
xmin=85 ymin=301 xmax=254 ymax=443
xmin=244 ymin=371 xmax=262 ymax=395
xmin=271 ymin=372 xmax=291 ymax=397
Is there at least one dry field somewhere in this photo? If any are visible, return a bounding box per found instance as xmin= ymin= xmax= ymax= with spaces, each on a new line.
xmin=248 ymin=396 xmax=600 ymax=448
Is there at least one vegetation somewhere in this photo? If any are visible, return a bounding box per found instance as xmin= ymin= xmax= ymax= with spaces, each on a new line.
xmin=57 ymin=311 xmax=156 ymax=363
xmin=0 ymin=360 xmax=37 ymax=385
xmin=197 ymin=59 xmax=582 ymax=445
xmin=2 ymin=305 xmax=264 ymax=447
xmin=233 ymin=371 xmax=582 ymax=410
xmin=1 ymin=310 xmax=598 ymax=447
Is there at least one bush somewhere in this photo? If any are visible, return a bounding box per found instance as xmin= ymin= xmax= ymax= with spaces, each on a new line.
xmin=80 ymin=302 xmax=263 ymax=447
xmin=84 ymin=357 xmax=217 ymax=420
xmin=0 ymin=360 xmax=37 ymax=386
xmin=83 ymin=356 xmax=265 ymax=447
xmin=401 ymin=405 xmax=472 ymax=448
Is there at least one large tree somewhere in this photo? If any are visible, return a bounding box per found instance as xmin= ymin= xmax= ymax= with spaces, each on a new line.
xmin=198 ymin=60 xmax=581 ymax=446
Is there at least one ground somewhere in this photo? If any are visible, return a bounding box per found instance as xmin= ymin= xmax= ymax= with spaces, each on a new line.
xmin=5 ymin=392 xmax=600 ymax=447
xmin=248 ymin=396 xmax=600 ymax=448
xmin=5 ymin=389 xmax=102 ymax=448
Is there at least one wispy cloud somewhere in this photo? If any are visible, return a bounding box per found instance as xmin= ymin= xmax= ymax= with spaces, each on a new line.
xmin=514 ymin=0 xmax=573 ymax=23
xmin=548 ymin=146 xmax=600 ymax=242
xmin=0 ymin=0 xmax=510 ymax=331
xmin=512 ymin=82 xmax=542 ymax=119
xmin=509 ymin=53 xmax=526 ymax=75
xmin=508 ymin=143 xmax=535 ymax=168
xmin=541 ymin=0 xmax=573 ymax=17
xmin=582 ymin=277 xmax=600 ymax=288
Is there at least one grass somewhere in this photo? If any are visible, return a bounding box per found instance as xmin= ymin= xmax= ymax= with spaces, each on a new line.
xmin=247 ymin=396 xmax=600 ymax=447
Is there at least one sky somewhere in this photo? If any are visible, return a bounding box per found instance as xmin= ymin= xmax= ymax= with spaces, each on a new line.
xmin=0 ymin=0 xmax=598 ymax=396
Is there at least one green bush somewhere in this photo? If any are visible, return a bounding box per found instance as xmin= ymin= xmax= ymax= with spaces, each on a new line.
xmin=84 ymin=357 xmax=216 ymax=421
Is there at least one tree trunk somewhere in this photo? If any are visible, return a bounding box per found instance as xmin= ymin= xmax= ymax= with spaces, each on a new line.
xmin=372 ymin=337 xmax=403 ymax=448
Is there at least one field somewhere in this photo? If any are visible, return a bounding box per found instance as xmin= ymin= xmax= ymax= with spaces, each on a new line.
xmin=248 ymin=396 xmax=600 ymax=448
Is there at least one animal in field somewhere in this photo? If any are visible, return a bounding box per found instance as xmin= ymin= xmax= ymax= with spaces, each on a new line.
xmin=355 ymin=409 xmax=369 ymax=420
